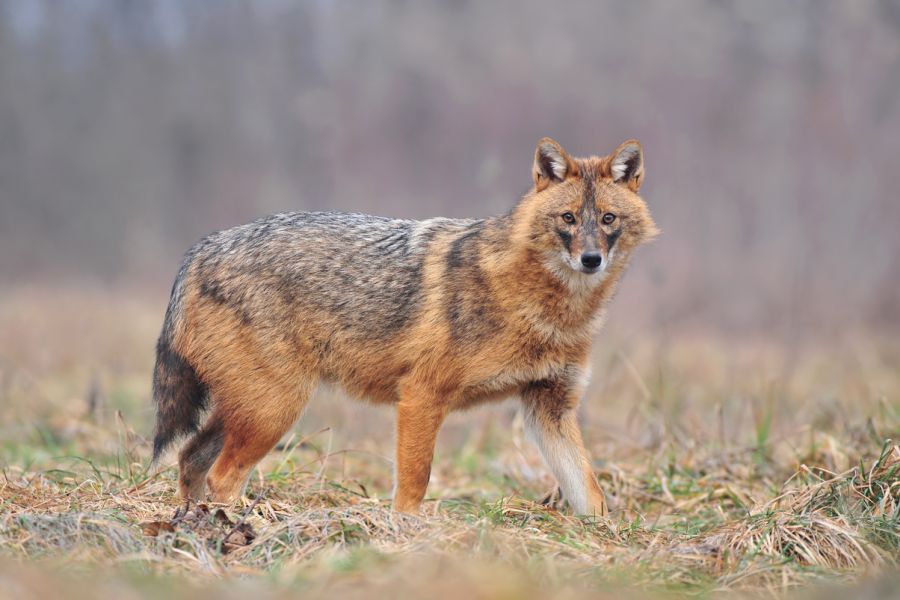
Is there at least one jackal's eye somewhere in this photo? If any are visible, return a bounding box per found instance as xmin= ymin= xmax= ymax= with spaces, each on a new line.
xmin=561 ymin=212 xmax=576 ymax=224
xmin=602 ymin=212 xmax=616 ymax=225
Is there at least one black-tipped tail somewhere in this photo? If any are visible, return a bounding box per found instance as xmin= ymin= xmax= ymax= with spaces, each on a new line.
xmin=151 ymin=336 xmax=207 ymax=463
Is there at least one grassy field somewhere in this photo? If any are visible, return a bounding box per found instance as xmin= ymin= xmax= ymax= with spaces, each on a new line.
xmin=1 ymin=286 xmax=898 ymax=599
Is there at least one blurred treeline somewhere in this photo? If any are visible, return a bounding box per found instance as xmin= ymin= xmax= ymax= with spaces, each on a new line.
xmin=1 ymin=1 xmax=899 ymax=336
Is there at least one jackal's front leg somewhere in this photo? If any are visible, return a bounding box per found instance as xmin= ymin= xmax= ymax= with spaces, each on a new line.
xmin=522 ymin=370 xmax=607 ymax=516
xmin=393 ymin=391 xmax=447 ymax=514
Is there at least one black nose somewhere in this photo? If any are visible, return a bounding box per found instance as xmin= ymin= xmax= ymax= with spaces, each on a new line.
xmin=580 ymin=251 xmax=602 ymax=269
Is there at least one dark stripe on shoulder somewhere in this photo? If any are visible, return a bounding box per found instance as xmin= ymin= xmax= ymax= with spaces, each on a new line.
xmin=443 ymin=222 xmax=502 ymax=343
xmin=446 ymin=221 xmax=485 ymax=269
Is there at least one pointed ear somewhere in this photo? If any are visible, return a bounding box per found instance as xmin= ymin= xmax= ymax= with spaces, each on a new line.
xmin=533 ymin=137 xmax=576 ymax=189
xmin=609 ymin=140 xmax=644 ymax=192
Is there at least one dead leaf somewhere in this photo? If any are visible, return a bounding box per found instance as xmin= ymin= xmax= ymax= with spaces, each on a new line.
xmin=140 ymin=521 xmax=176 ymax=537
xmin=214 ymin=508 xmax=233 ymax=526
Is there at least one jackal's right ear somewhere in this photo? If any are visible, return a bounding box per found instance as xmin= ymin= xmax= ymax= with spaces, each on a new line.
xmin=533 ymin=138 xmax=576 ymax=190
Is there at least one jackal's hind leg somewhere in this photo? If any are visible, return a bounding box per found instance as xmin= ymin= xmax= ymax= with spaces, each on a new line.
xmin=178 ymin=412 xmax=225 ymax=500
xmin=205 ymin=379 xmax=313 ymax=503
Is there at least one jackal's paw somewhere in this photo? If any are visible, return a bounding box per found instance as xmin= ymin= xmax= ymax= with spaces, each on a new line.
xmin=538 ymin=485 xmax=564 ymax=509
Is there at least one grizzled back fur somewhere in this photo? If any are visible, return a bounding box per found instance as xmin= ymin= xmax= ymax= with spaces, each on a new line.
xmin=151 ymin=212 xmax=477 ymax=459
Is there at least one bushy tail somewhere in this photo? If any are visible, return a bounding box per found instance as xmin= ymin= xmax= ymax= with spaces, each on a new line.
xmin=151 ymin=282 xmax=207 ymax=463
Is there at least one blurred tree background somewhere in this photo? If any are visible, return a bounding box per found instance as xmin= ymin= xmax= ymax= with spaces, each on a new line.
xmin=1 ymin=0 xmax=899 ymax=338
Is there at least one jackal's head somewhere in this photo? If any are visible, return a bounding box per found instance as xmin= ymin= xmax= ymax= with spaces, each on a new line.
xmin=520 ymin=137 xmax=658 ymax=283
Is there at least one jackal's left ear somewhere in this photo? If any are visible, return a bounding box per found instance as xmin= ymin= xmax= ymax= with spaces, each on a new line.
xmin=533 ymin=138 xmax=577 ymax=190
xmin=609 ymin=140 xmax=644 ymax=192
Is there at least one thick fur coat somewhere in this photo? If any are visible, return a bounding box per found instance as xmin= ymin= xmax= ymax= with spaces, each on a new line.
xmin=152 ymin=138 xmax=658 ymax=514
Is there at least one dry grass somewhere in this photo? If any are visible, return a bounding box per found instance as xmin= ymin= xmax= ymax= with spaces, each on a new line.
xmin=0 ymin=286 xmax=898 ymax=599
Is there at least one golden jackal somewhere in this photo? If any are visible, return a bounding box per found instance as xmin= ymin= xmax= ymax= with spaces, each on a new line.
xmin=152 ymin=138 xmax=658 ymax=515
